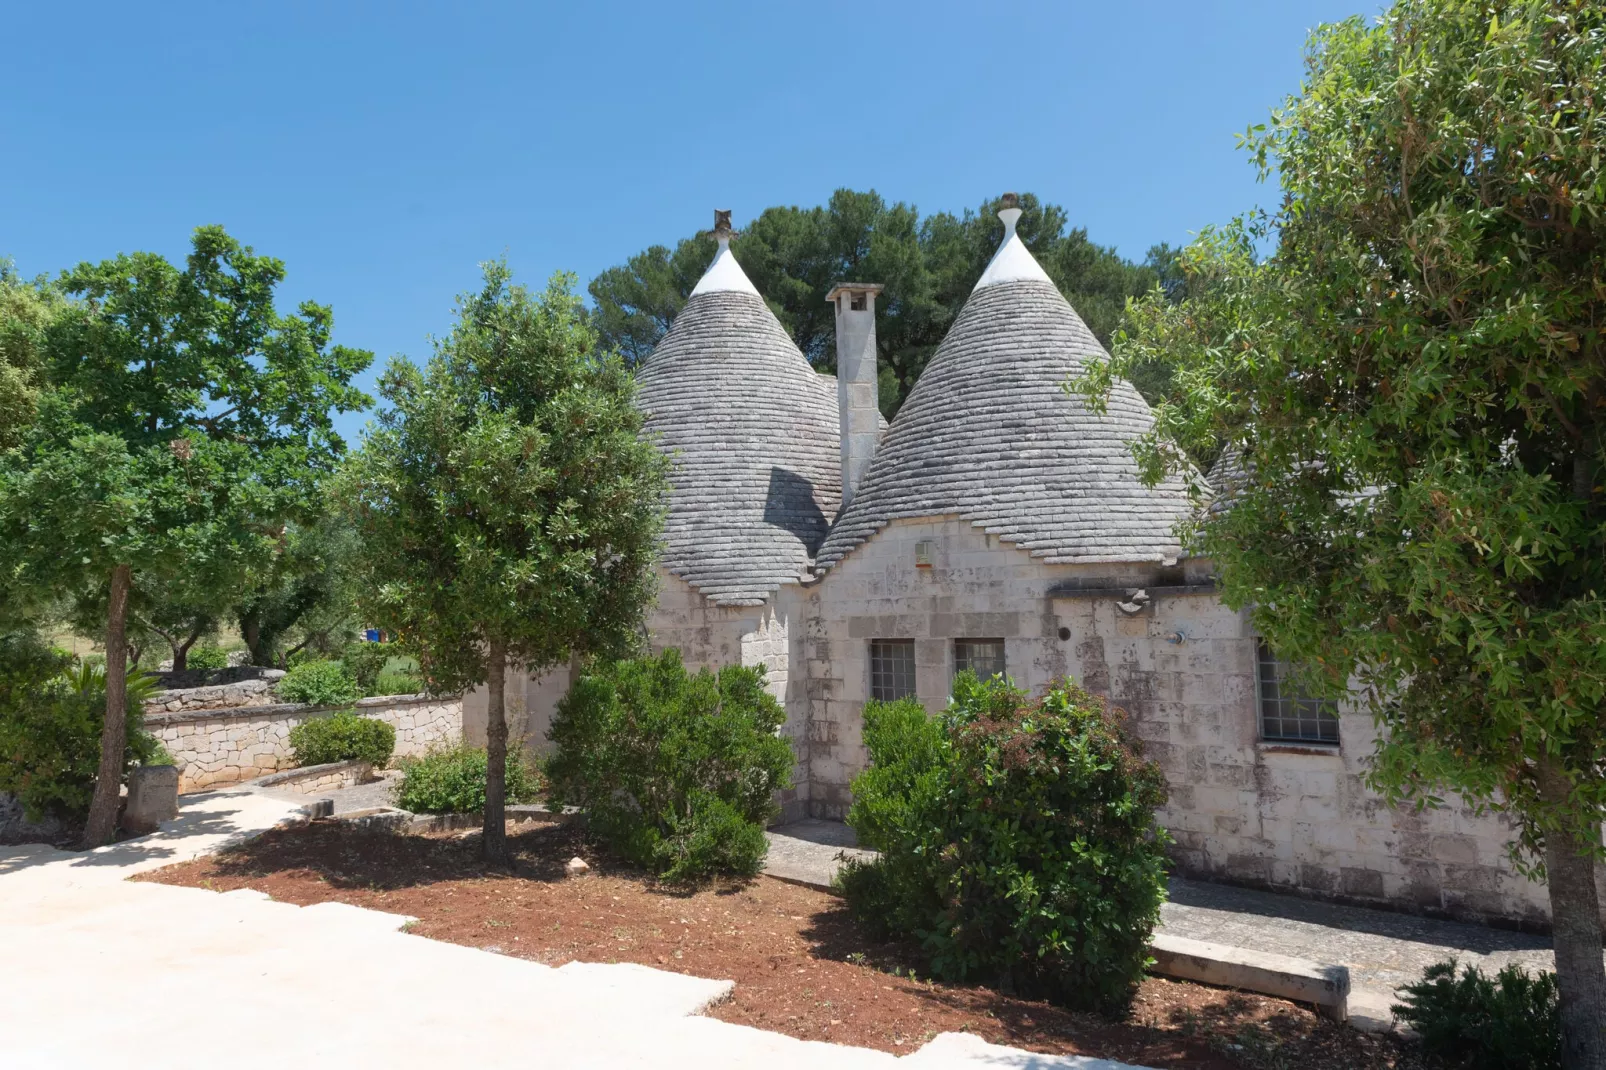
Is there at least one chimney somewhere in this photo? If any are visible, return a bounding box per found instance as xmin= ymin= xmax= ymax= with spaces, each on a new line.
xmin=827 ymin=282 xmax=884 ymax=509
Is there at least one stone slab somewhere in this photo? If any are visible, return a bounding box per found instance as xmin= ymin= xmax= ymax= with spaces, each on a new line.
xmin=1149 ymin=932 xmax=1350 ymax=1018
xmin=0 ymin=787 xmax=1158 ymax=1069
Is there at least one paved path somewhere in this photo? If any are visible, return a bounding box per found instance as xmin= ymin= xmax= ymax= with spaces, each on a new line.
xmin=763 ymin=821 xmax=1561 ymax=1024
xmin=0 ymin=793 xmax=1140 ymax=1070
xmin=258 ymin=769 xmax=403 ymax=815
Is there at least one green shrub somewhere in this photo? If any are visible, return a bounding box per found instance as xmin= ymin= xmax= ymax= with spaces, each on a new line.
xmin=341 ymin=641 xmax=389 ymax=695
xmin=185 ymin=644 xmax=229 ymax=671
xmin=373 ymin=668 xmax=423 ymax=696
xmin=287 ymin=710 xmax=395 ymax=768
xmin=276 ymin=658 xmax=361 ymax=706
xmin=1392 ymin=960 xmax=1560 ymax=1070
xmin=546 ymin=649 xmax=793 ymax=882
xmin=396 ymin=744 xmax=541 ymax=814
xmin=839 ymin=674 xmax=1171 ymax=1017
xmin=0 ymin=637 xmax=163 ymax=821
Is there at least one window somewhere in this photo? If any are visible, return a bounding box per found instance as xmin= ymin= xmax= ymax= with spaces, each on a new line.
xmin=953 ymin=638 xmax=1006 ymax=681
xmin=869 ymin=639 xmax=917 ymax=702
xmin=1257 ymin=639 xmax=1339 ymax=744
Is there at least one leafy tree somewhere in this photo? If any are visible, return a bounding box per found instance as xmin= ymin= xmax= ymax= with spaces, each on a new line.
xmin=0 ymin=262 xmax=68 ymax=450
xmin=1076 ymin=4 xmax=1606 ymax=1063
xmin=589 ymin=189 xmax=1176 ymax=415
xmin=337 ymin=263 xmax=668 ymax=865
xmin=235 ymin=513 xmax=365 ymax=667
xmin=0 ymin=226 xmax=371 ymax=846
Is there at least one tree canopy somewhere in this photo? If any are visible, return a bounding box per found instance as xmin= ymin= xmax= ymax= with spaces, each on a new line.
xmin=589 ymin=189 xmax=1180 ymax=414
xmin=0 ymin=226 xmax=372 ymax=844
xmin=337 ymin=262 xmax=668 ymax=864
xmin=1076 ymin=3 xmax=1606 ymax=1063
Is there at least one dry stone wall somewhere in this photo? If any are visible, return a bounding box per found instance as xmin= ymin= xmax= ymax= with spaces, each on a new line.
xmin=804 ymin=514 xmax=1575 ymax=928
xmin=143 ymin=673 xmax=283 ymax=714
xmin=146 ymin=694 xmax=461 ymax=793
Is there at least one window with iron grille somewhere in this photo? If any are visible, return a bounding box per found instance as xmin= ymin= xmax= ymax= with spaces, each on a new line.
xmin=953 ymin=638 xmax=1006 ymax=682
xmin=1257 ymin=639 xmax=1339 ymax=744
xmin=869 ymin=639 xmax=917 ymax=702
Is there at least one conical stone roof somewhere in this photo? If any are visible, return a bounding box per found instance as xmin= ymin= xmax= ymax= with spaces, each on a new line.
xmin=637 ymin=218 xmax=843 ymax=607
xmin=815 ymin=201 xmax=1194 ymax=573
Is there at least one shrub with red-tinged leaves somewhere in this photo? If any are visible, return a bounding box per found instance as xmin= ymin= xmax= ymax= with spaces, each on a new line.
xmin=840 ymin=673 xmax=1170 ymax=1016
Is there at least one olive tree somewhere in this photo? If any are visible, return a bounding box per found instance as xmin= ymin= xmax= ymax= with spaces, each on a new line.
xmin=0 ymin=227 xmax=371 ymax=846
xmin=337 ymin=263 xmax=668 ymax=866
xmin=1077 ymin=4 xmax=1606 ymax=1062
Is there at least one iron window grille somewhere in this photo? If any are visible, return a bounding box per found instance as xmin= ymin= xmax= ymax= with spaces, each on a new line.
xmin=953 ymin=638 xmax=1006 ymax=682
xmin=869 ymin=639 xmax=917 ymax=702
xmin=1256 ymin=639 xmax=1340 ymax=744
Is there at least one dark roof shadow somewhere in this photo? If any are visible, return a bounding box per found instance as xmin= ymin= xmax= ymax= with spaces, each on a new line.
xmin=762 ymin=466 xmax=830 ymax=556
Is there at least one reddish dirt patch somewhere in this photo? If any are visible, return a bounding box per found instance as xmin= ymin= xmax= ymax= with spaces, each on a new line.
xmin=140 ymin=820 xmax=1424 ymax=1070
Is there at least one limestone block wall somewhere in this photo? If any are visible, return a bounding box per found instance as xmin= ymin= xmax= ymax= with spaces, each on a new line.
xmin=146 ymin=694 xmax=462 ymax=793
xmin=805 ymin=514 xmax=1566 ymax=927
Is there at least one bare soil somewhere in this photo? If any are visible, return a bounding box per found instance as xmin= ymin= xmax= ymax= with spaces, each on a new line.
xmin=140 ymin=819 xmax=1427 ymax=1070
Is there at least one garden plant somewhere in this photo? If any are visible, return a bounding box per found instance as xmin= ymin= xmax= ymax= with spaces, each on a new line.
xmin=839 ymin=674 xmax=1170 ymax=1016
xmin=546 ymin=650 xmax=793 ymax=882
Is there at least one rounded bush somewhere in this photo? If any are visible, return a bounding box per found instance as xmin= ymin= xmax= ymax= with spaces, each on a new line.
xmin=395 ymin=745 xmax=541 ymax=814
xmin=1392 ymin=960 xmax=1560 ymax=1070
xmin=0 ymin=637 xmax=163 ymax=821
xmin=545 ymin=649 xmax=793 ymax=882
xmin=287 ymin=710 xmax=395 ymax=768
xmin=185 ymin=645 xmax=229 ymax=671
xmin=841 ymin=674 xmax=1170 ymax=1016
xmin=276 ymin=659 xmax=361 ymax=707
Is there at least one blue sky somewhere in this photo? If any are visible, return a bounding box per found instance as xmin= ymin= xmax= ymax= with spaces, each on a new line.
xmin=2 ymin=0 xmax=1370 ymax=443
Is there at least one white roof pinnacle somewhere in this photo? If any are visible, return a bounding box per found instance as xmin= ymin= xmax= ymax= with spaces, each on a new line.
xmin=973 ymin=201 xmax=1054 ymax=291
xmin=689 ymin=209 xmax=760 ymax=297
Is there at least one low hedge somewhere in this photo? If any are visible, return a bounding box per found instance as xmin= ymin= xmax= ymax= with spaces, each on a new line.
xmin=276 ymin=659 xmax=362 ymax=706
xmin=396 ymin=745 xmax=542 ymax=814
xmin=287 ymin=710 xmax=395 ymax=768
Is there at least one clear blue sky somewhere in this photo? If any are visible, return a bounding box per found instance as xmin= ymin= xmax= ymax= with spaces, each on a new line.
xmin=2 ymin=0 xmax=1370 ymax=442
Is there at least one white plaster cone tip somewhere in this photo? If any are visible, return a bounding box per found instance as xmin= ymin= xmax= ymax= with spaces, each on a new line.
xmin=973 ymin=203 xmax=1054 ymax=291
xmin=689 ymin=234 xmax=761 ymax=297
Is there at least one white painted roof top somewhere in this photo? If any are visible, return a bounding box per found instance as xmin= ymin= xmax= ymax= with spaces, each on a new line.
xmin=689 ymin=235 xmax=761 ymax=297
xmin=973 ymin=206 xmax=1054 ymax=291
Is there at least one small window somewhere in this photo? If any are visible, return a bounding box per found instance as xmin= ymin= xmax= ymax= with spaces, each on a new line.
xmin=870 ymin=639 xmax=917 ymax=702
xmin=953 ymin=638 xmax=1006 ymax=681
xmin=1257 ymin=640 xmax=1339 ymax=744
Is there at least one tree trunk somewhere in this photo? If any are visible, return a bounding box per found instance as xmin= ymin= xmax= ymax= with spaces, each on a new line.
xmin=1539 ymin=757 xmax=1606 ymax=1070
xmin=481 ymin=638 xmax=510 ymax=867
xmin=82 ymin=564 xmax=132 ymax=849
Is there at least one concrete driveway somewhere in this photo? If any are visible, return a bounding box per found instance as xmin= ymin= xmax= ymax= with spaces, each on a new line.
xmin=0 ymin=789 xmax=1141 ymax=1070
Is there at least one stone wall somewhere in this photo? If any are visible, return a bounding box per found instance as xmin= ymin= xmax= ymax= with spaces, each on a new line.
xmin=146 ymin=694 xmax=462 ymax=793
xmin=142 ymin=672 xmax=284 ymax=715
xmin=803 ymin=514 xmax=1577 ymax=928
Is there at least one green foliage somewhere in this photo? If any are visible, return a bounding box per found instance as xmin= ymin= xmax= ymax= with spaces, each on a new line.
xmin=185 ymin=644 xmax=228 ymax=672
xmin=275 ymin=659 xmax=361 ymax=707
xmin=1076 ymin=0 xmax=1606 ymax=870
xmin=395 ymin=745 xmax=541 ymax=814
xmin=0 ymin=260 xmax=66 ymax=452
xmin=1392 ymin=961 xmax=1561 ymax=1070
xmin=340 ymin=641 xmax=388 ymax=694
xmin=287 ymin=710 xmax=395 ymax=768
xmin=841 ymin=675 xmax=1170 ymax=1016
xmin=546 ymin=650 xmax=793 ymax=882
xmin=236 ymin=513 xmax=366 ymax=668
xmin=589 ymin=189 xmax=1179 ymax=414
xmin=0 ymin=637 xmax=162 ymax=820
xmin=373 ymin=668 xmax=423 ymax=696
xmin=336 ymin=260 xmax=669 ymax=697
